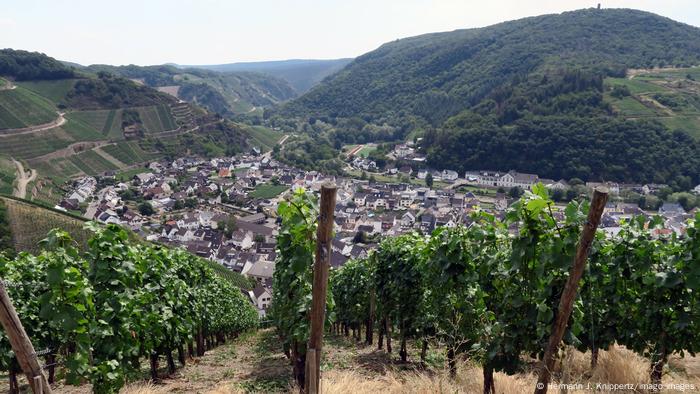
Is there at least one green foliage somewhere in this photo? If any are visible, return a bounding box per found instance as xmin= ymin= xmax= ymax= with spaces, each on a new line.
xmin=270 ymin=188 xmax=334 ymax=387
xmin=278 ymin=9 xmax=700 ymax=183
xmin=324 ymin=184 xmax=700 ymax=387
xmin=0 ymin=49 xmax=75 ymax=81
xmin=0 ymin=86 xmax=58 ymax=129
xmin=270 ymin=189 xmax=317 ymax=353
xmin=373 ymin=233 xmax=426 ymax=361
xmin=66 ymin=73 xmax=175 ymax=110
xmin=0 ymin=200 xmax=13 ymax=257
xmin=0 ymin=224 xmax=258 ymax=393
xmin=425 ymin=116 xmax=700 ymax=186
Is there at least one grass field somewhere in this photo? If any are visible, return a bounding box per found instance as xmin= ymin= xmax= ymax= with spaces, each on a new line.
xmin=68 ymin=149 xmax=119 ymax=176
xmin=137 ymin=105 xmax=177 ymax=133
xmin=245 ymin=125 xmax=283 ymax=151
xmin=249 ymin=184 xmax=288 ymax=199
xmin=605 ymin=77 xmax=668 ymax=95
xmin=114 ymin=166 xmax=149 ymax=182
xmin=357 ymin=144 xmax=377 ymax=158
xmin=606 ymin=94 xmax=660 ymax=117
xmin=0 ymin=86 xmax=57 ymax=129
xmin=658 ymin=116 xmax=700 ymax=139
xmin=18 ymin=78 xmax=77 ymax=104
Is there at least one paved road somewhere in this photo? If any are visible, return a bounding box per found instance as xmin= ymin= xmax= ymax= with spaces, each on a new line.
xmin=12 ymin=159 xmax=36 ymax=199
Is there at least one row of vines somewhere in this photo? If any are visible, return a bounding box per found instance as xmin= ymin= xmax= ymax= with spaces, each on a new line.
xmin=272 ymin=186 xmax=700 ymax=392
xmin=0 ymin=223 xmax=259 ymax=393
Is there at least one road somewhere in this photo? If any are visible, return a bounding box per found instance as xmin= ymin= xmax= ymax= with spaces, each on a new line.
xmin=12 ymin=159 xmax=36 ymax=199
xmin=0 ymin=112 xmax=66 ymax=137
xmin=262 ymin=133 xmax=291 ymax=160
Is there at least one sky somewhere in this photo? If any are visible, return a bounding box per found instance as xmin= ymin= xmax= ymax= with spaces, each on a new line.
xmin=1 ymin=0 xmax=698 ymax=66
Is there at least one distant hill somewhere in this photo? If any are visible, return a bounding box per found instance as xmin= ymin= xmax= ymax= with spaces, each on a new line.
xmin=82 ymin=64 xmax=297 ymax=116
xmin=280 ymin=8 xmax=700 ymax=187
xmin=178 ymin=58 xmax=352 ymax=93
xmin=0 ymin=49 xmax=256 ymax=205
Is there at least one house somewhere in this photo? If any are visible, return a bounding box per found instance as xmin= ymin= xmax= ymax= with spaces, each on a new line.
xmin=245 ymin=260 xmax=276 ymax=283
xmin=693 ymin=184 xmax=700 ymax=195
xmin=659 ymin=202 xmax=685 ymax=216
xmin=249 ymin=284 xmax=272 ymax=317
xmin=441 ymin=170 xmax=459 ymax=182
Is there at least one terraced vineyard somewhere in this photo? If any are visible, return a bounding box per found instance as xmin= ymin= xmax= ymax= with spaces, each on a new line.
xmin=30 ymin=157 xmax=83 ymax=182
xmin=67 ymin=109 xmax=123 ymax=139
xmin=137 ymin=104 xmax=178 ymax=133
xmin=605 ymin=66 xmax=700 ymax=139
xmin=17 ymin=78 xmax=78 ymax=104
xmin=0 ymin=86 xmax=58 ymax=129
xmin=0 ymin=196 xmax=91 ymax=252
xmin=0 ymin=127 xmax=77 ymax=159
xmin=68 ymin=149 xmax=120 ymax=175
xmin=101 ymin=142 xmax=150 ymax=165
xmin=245 ymin=125 xmax=283 ymax=151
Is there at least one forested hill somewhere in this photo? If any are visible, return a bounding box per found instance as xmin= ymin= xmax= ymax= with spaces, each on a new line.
xmin=178 ymin=58 xmax=353 ymax=93
xmin=277 ymin=8 xmax=700 ymax=186
xmin=286 ymin=8 xmax=700 ymax=123
xmin=80 ymin=64 xmax=297 ymax=116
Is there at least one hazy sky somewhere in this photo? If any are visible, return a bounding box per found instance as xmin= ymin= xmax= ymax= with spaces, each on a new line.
xmin=1 ymin=0 xmax=698 ymax=66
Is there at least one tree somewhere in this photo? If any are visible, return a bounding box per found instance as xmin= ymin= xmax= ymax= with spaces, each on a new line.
xmin=425 ymin=172 xmax=434 ymax=188
xmin=185 ymin=198 xmax=197 ymax=209
xmin=138 ymin=202 xmax=155 ymax=216
xmin=508 ymin=186 xmax=524 ymax=198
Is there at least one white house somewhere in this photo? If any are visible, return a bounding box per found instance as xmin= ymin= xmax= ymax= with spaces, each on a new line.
xmin=693 ymin=184 xmax=700 ymax=195
xmin=249 ymin=285 xmax=272 ymax=317
xmin=441 ymin=170 xmax=459 ymax=182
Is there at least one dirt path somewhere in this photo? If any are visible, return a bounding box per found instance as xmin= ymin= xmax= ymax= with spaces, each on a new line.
xmin=12 ymin=159 xmax=36 ymax=199
xmin=93 ymin=145 xmax=127 ymax=168
xmin=0 ymin=112 xmax=66 ymax=137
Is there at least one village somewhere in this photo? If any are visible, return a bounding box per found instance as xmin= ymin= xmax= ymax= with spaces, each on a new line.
xmin=54 ymin=142 xmax=700 ymax=317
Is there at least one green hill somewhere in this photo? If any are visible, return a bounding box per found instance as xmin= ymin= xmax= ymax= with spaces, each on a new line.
xmin=82 ymin=64 xmax=297 ymax=115
xmin=0 ymin=50 xmax=252 ymax=205
xmin=0 ymin=85 xmax=58 ymax=129
xmin=180 ymin=58 xmax=353 ymax=93
xmin=279 ymin=8 xmax=700 ymax=187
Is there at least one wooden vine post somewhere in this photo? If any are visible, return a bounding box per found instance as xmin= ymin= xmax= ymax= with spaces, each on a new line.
xmin=305 ymin=183 xmax=337 ymax=394
xmin=534 ymin=187 xmax=608 ymax=394
xmin=0 ymin=280 xmax=52 ymax=394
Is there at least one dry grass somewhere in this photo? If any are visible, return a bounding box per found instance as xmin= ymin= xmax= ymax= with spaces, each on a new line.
xmin=33 ymin=332 xmax=700 ymax=393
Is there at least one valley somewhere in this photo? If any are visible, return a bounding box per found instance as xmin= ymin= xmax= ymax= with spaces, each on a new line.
xmin=1 ymin=5 xmax=700 ymax=394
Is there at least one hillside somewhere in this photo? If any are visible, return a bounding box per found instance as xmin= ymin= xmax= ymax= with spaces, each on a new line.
xmin=279 ymin=8 xmax=700 ymax=186
xmin=82 ymin=64 xmax=297 ymax=116
xmin=179 ymin=58 xmax=353 ymax=93
xmin=0 ymin=50 xmax=252 ymax=205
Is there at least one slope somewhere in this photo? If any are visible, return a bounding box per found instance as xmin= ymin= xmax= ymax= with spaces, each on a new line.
xmin=278 ymin=8 xmax=700 ymax=186
xmin=286 ymin=8 xmax=700 ymax=124
xmin=0 ymin=49 xmax=251 ymax=205
xmin=82 ymin=64 xmax=297 ymax=115
xmin=181 ymin=58 xmax=353 ymax=93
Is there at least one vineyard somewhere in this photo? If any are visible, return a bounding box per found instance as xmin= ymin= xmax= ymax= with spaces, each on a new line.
xmin=270 ymin=186 xmax=700 ymax=393
xmin=0 ymin=223 xmax=258 ymax=393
